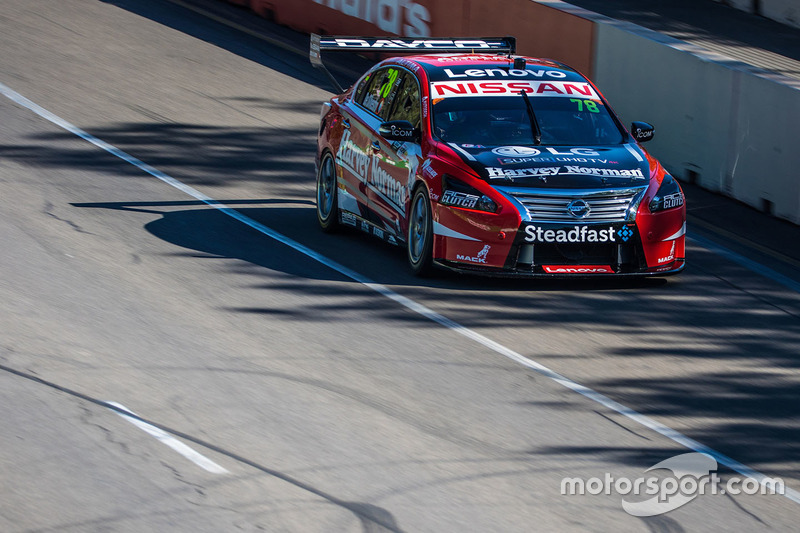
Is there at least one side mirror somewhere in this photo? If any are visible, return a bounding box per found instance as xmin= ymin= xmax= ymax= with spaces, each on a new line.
xmin=379 ymin=120 xmax=419 ymax=143
xmin=631 ymin=121 xmax=655 ymax=143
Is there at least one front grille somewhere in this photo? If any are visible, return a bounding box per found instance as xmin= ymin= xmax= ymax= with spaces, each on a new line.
xmin=509 ymin=188 xmax=644 ymax=223
xmin=534 ymin=242 xmax=618 ymax=264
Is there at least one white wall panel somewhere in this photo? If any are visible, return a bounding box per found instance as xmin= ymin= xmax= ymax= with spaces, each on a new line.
xmin=593 ymin=19 xmax=800 ymax=223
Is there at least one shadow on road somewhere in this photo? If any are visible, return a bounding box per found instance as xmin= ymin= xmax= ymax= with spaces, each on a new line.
xmin=1 ymin=121 xmax=319 ymax=190
xmin=3 ymin=0 xmax=793 ymax=491
xmin=100 ymin=0 xmax=369 ymax=91
xmin=68 ymin=195 xmax=800 ymax=482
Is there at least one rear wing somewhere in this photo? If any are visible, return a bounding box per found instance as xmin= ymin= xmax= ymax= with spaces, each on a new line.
xmin=310 ymin=35 xmax=516 ymax=93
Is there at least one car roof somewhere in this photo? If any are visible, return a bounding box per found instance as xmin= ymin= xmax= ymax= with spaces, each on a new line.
xmin=395 ymin=54 xmax=588 ymax=83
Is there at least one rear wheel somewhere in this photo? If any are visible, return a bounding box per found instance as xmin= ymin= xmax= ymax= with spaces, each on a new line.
xmin=407 ymin=186 xmax=434 ymax=276
xmin=316 ymin=152 xmax=338 ymax=232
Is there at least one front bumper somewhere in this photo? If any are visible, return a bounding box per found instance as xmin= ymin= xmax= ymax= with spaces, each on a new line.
xmin=435 ymin=217 xmax=685 ymax=277
xmin=433 ymin=175 xmax=687 ymax=276
xmin=435 ymin=258 xmax=685 ymax=278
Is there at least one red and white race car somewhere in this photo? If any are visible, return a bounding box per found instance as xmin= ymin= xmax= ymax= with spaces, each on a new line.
xmin=312 ymin=36 xmax=685 ymax=276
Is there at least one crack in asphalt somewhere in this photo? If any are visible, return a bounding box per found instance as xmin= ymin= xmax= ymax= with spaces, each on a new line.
xmin=641 ymin=514 xmax=686 ymax=533
xmin=594 ymin=410 xmax=653 ymax=441
xmin=43 ymin=201 xmax=95 ymax=236
xmin=158 ymin=460 xmax=210 ymax=503
xmin=0 ymin=361 xmax=405 ymax=533
xmin=723 ymin=489 xmax=766 ymax=525
xmin=77 ymin=402 xmax=134 ymax=458
xmin=191 ymin=364 xmax=513 ymax=456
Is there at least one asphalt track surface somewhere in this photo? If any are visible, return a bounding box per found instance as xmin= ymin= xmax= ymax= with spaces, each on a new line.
xmin=1 ymin=1 xmax=800 ymax=531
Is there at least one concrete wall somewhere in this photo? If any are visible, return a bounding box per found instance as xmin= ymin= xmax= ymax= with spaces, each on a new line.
xmin=712 ymin=0 xmax=800 ymax=30
xmin=762 ymin=0 xmax=800 ymax=29
xmin=593 ymin=22 xmax=736 ymax=193
xmin=712 ymin=0 xmax=756 ymax=12
xmin=728 ymin=71 xmax=800 ymax=220
xmin=592 ymin=16 xmax=800 ymax=223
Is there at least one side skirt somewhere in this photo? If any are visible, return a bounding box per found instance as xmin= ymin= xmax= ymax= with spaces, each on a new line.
xmin=339 ymin=210 xmax=404 ymax=247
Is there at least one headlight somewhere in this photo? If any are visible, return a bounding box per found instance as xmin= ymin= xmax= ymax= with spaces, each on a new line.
xmin=440 ymin=176 xmax=499 ymax=213
xmin=649 ymin=175 xmax=684 ymax=212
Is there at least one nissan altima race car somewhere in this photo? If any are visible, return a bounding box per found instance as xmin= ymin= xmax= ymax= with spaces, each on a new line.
xmin=312 ymin=36 xmax=685 ymax=277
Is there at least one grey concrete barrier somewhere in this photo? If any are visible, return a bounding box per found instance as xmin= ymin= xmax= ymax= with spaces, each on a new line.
xmin=588 ymin=11 xmax=800 ymax=223
xmin=711 ymin=0 xmax=800 ymax=30
xmin=762 ymin=0 xmax=800 ymax=29
xmin=729 ymin=71 xmax=800 ymax=221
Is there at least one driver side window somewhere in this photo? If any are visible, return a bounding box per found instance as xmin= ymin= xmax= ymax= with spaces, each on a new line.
xmin=358 ymin=67 xmax=403 ymax=119
xmin=385 ymin=72 xmax=421 ymax=129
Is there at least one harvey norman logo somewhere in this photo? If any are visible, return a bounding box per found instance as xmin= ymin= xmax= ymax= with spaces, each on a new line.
xmin=337 ymin=129 xmax=407 ymax=210
xmin=487 ymin=166 xmax=644 ymax=179
xmin=431 ymin=81 xmax=599 ymax=98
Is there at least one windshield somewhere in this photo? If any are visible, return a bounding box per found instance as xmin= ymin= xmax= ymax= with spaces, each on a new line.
xmin=431 ymin=96 xmax=625 ymax=146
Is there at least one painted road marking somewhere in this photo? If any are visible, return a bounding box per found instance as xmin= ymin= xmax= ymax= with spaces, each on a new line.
xmin=1 ymin=81 xmax=797 ymax=503
xmin=108 ymin=402 xmax=229 ymax=474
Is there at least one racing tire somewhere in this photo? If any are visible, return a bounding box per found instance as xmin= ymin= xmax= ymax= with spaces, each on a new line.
xmin=316 ymin=152 xmax=339 ymax=232
xmin=407 ymin=186 xmax=434 ymax=276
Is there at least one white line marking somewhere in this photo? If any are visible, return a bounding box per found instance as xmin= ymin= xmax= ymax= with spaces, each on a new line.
xmin=108 ymin=402 xmax=229 ymax=474
xmin=2 ymin=81 xmax=797 ymax=503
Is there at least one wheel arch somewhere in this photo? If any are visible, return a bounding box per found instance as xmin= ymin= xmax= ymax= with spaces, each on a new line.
xmin=406 ymin=176 xmax=432 ymax=222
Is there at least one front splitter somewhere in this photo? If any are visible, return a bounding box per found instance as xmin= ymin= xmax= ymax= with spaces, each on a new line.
xmin=433 ymin=259 xmax=685 ymax=278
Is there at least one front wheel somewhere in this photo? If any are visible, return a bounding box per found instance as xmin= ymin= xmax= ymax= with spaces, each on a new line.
xmin=407 ymin=186 xmax=434 ymax=276
xmin=316 ymin=152 xmax=339 ymax=232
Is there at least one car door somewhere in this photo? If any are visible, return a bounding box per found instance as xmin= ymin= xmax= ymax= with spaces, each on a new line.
xmin=365 ymin=69 xmax=423 ymax=237
xmin=334 ymin=69 xmax=383 ymax=220
xmin=336 ymin=66 xmax=401 ymax=226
